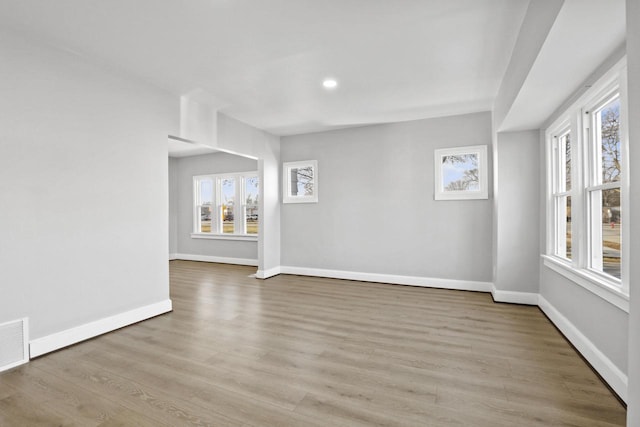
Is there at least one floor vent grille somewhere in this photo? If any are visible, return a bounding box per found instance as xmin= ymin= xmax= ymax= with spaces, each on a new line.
xmin=0 ymin=318 xmax=29 ymax=372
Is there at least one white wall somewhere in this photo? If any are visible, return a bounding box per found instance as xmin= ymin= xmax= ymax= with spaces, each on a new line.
xmin=169 ymin=157 xmax=179 ymax=256
xmin=280 ymin=112 xmax=493 ymax=283
xmin=0 ymin=30 xmax=176 ymax=341
xmin=170 ymin=152 xmax=258 ymax=261
xmin=216 ymin=114 xmax=281 ymax=277
xmin=493 ymin=130 xmax=540 ymax=300
xmin=492 ymin=0 xmax=564 ymax=130
xmin=625 ymin=0 xmax=640 ymax=424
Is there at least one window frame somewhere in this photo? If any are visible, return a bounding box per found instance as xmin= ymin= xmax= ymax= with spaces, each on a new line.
xmin=583 ymin=90 xmax=623 ymax=282
xmin=192 ymin=171 xmax=259 ymax=240
xmin=549 ymin=124 xmax=572 ymax=261
xmin=543 ymin=58 xmax=629 ymax=310
xmin=434 ymin=145 xmax=489 ymax=200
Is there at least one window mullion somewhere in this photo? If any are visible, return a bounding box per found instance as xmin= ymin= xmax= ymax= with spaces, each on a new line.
xmin=215 ymin=177 xmax=222 ymax=234
xmin=619 ymin=71 xmax=630 ymax=294
xmin=236 ymin=175 xmax=245 ymax=235
xmin=576 ymin=111 xmax=590 ymax=271
xmin=194 ymin=178 xmax=200 ymax=234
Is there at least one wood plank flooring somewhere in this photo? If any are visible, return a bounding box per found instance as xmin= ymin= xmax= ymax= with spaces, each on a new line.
xmin=0 ymin=260 xmax=626 ymax=426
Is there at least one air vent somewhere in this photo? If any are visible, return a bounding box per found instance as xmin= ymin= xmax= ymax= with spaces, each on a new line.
xmin=0 ymin=318 xmax=29 ymax=372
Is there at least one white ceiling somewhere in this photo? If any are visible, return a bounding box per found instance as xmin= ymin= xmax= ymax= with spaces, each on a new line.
xmin=0 ymin=0 xmax=530 ymax=136
xmin=500 ymin=0 xmax=626 ymax=132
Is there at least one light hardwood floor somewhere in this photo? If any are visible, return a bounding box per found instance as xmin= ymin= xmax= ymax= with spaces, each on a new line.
xmin=0 ymin=260 xmax=626 ymax=426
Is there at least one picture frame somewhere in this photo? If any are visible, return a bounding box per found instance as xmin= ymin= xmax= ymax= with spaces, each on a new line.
xmin=283 ymin=160 xmax=318 ymax=203
xmin=434 ymin=145 xmax=488 ymax=200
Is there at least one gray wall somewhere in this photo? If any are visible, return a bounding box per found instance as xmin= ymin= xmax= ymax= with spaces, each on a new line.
xmin=169 ymin=157 xmax=179 ymax=255
xmin=280 ymin=112 xmax=493 ymax=281
xmin=540 ymin=268 xmax=628 ymax=375
xmin=0 ymin=29 xmax=176 ymax=339
xmin=626 ymin=0 xmax=640 ymax=423
xmin=494 ymin=130 xmax=540 ymax=294
xmin=171 ymin=152 xmax=258 ymax=260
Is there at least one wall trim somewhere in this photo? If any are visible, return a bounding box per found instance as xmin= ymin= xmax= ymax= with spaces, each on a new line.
xmin=29 ymin=299 xmax=172 ymax=358
xmin=279 ymin=265 xmax=493 ymax=292
xmin=169 ymin=253 xmax=178 ymax=261
xmin=172 ymin=253 xmax=258 ymax=266
xmin=491 ymin=285 xmax=539 ymax=305
xmin=256 ymin=266 xmax=281 ymax=279
xmin=538 ymin=295 xmax=627 ymax=402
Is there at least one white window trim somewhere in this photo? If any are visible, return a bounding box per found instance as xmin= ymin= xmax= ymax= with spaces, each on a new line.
xmin=544 ymin=57 xmax=629 ymax=304
xmin=549 ymin=124 xmax=572 ymax=260
xmin=190 ymin=233 xmax=257 ymax=241
xmin=283 ymin=160 xmax=318 ymax=203
xmin=192 ymin=171 xmax=259 ymax=238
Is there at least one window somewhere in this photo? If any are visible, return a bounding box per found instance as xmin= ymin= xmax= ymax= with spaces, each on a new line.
xmin=434 ymin=145 xmax=488 ymax=200
xmin=551 ymin=128 xmax=572 ymax=260
xmin=545 ymin=59 xmax=628 ymax=303
xmin=193 ymin=172 xmax=259 ymax=237
xmin=586 ymin=94 xmax=622 ymax=279
xmin=283 ymin=160 xmax=318 ymax=203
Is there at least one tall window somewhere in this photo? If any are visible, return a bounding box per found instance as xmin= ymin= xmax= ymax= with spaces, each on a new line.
xmin=546 ymin=60 xmax=627 ymax=298
xmin=551 ymin=128 xmax=572 ymax=260
xmin=586 ymin=94 xmax=621 ymax=279
xmin=193 ymin=172 xmax=259 ymax=236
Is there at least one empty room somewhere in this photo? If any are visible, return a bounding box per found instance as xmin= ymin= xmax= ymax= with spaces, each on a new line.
xmin=1 ymin=0 xmax=639 ymax=426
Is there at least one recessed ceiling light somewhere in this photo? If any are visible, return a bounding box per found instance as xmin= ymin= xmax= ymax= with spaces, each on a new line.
xmin=322 ymin=79 xmax=338 ymax=89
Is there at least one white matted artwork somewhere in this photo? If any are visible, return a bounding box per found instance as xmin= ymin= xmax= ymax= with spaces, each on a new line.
xmin=434 ymin=145 xmax=488 ymax=200
xmin=283 ymin=160 xmax=318 ymax=203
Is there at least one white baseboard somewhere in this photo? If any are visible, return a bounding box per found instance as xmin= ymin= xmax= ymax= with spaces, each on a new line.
xmin=256 ymin=266 xmax=281 ymax=279
xmin=279 ymin=266 xmax=493 ymax=292
xmin=173 ymin=253 xmax=258 ymax=266
xmin=29 ymin=299 xmax=172 ymax=358
xmin=168 ymin=253 xmax=178 ymax=261
xmin=538 ymin=295 xmax=627 ymax=402
xmin=491 ymin=285 xmax=539 ymax=305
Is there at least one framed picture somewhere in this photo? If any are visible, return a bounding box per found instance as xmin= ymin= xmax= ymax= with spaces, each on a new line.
xmin=283 ymin=160 xmax=318 ymax=203
xmin=434 ymin=145 xmax=488 ymax=200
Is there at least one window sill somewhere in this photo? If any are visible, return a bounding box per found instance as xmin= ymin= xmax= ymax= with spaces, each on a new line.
xmin=541 ymin=255 xmax=629 ymax=312
xmin=191 ymin=233 xmax=258 ymax=242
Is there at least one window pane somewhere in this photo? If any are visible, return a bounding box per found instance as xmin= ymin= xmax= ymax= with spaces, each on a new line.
xmin=596 ymin=97 xmax=621 ymax=184
xmin=442 ymin=154 xmax=479 ymax=191
xmin=565 ymin=196 xmax=572 ymax=259
xmin=555 ymin=195 xmax=572 ymax=259
xmin=290 ymin=167 xmax=314 ymax=196
xmin=560 ymin=132 xmax=571 ymax=191
xmin=200 ymin=179 xmax=213 ymax=204
xmin=199 ymin=179 xmax=213 ymax=233
xmin=221 ymin=178 xmax=235 ymax=234
xmin=601 ymin=188 xmax=621 ymax=279
xmin=199 ymin=205 xmax=212 ymax=232
xmin=245 ymin=176 xmax=259 ymax=234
